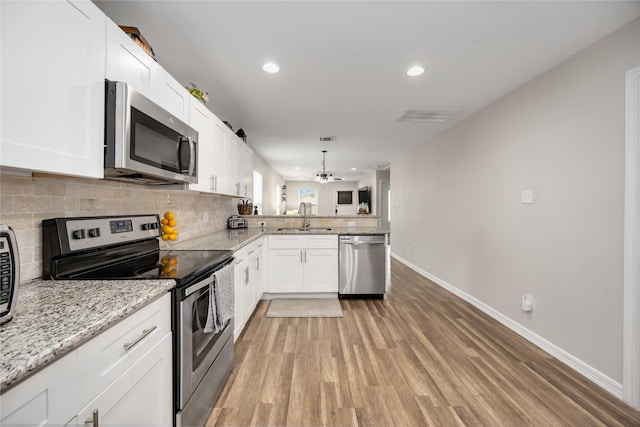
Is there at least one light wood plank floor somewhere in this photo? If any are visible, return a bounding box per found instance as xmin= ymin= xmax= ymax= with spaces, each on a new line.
xmin=207 ymin=259 xmax=640 ymax=426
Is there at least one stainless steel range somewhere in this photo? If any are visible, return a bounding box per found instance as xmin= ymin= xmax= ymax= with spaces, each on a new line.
xmin=42 ymin=214 xmax=234 ymax=427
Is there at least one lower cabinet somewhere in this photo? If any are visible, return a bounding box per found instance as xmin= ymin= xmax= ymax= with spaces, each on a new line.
xmin=77 ymin=334 xmax=173 ymax=427
xmin=0 ymin=294 xmax=172 ymax=427
xmin=233 ymin=238 xmax=264 ymax=341
xmin=267 ymin=235 xmax=338 ymax=293
xmin=0 ymin=351 xmax=78 ymax=426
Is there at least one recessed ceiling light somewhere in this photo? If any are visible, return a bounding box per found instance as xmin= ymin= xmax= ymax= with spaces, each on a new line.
xmin=293 ymin=166 xmax=299 ymax=170
xmin=407 ymin=66 xmax=425 ymax=77
xmin=351 ymin=167 xmax=357 ymax=171
xmin=263 ymin=62 xmax=280 ymax=73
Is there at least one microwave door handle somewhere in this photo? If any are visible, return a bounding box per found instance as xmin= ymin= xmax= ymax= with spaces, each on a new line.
xmin=188 ymin=137 xmax=196 ymax=176
xmin=177 ymin=136 xmax=195 ymax=175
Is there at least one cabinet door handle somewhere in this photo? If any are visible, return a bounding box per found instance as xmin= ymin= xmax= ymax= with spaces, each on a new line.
xmin=256 ymin=256 xmax=260 ymax=271
xmin=213 ymin=175 xmax=218 ymax=192
xmin=300 ymin=250 xmax=303 ymax=263
xmin=304 ymin=250 xmax=307 ymax=263
xmin=85 ymin=409 xmax=99 ymax=427
xmin=209 ymin=175 xmax=214 ymax=192
xmin=123 ymin=326 xmax=157 ymax=351
xmin=245 ymin=266 xmax=250 ymax=285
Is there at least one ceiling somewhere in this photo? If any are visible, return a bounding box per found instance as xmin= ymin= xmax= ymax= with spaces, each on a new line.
xmin=94 ymin=1 xmax=640 ymax=182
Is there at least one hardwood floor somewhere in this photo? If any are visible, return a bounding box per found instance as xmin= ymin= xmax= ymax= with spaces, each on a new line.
xmin=207 ymin=259 xmax=640 ymax=426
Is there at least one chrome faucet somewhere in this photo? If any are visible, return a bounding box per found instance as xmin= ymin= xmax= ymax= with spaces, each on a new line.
xmin=298 ymin=202 xmax=310 ymax=229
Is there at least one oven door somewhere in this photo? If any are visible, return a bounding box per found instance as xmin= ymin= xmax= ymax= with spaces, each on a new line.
xmin=179 ymin=273 xmax=232 ymax=408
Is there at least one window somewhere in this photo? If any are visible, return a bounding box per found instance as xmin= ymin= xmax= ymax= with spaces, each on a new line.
xmin=336 ymin=190 xmax=353 ymax=205
xmin=253 ymin=170 xmax=262 ymax=214
xmin=298 ymin=189 xmax=318 ymax=215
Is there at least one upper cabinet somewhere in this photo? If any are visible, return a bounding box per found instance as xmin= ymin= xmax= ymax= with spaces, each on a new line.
xmin=105 ymin=19 xmax=158 ymax=101
xmin=157 ymin=68 xmax=190 ymax=123
xmin=235 ymin=137 xmax=254 ymax=199
xmin=0 ymin=0 xmax=106 ymax=179
xmin=1 ymin=4 xmax=253 ymax=192
xmin=188 ymin=98 xmax=215 ymax=193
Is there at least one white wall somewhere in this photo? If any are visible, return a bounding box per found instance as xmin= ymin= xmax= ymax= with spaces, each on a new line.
xmin=391 ymin=19 xmax=640 ymax=384
xmin=284 ymin=180 xmax=358 ymax=215
xmin=253 ymin=152 xmax=285 ymax=214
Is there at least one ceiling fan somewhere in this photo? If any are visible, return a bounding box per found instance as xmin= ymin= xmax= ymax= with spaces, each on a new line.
xmin=315 ymin=150 xmax=334 ymax=183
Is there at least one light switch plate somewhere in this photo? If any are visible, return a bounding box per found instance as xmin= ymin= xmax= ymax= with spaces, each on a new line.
xmin=521 ymin=190 xmax=533 ymax=204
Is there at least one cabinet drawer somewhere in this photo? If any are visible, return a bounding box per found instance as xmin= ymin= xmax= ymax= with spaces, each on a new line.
xmin=1 ymin=351 xmax=77 ymax=426
xmin=77 ymin=294 xmax=171 ymax=402
xmin=303 ymin=235 xmax=338 ymax=249
xmin=268 ymin=235 xmax=304 ymax=249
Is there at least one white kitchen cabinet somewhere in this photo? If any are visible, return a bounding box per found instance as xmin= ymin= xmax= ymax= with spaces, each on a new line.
xmin=105 ymin=19 xmax=158 ymax=101
xmin=0 ymin=0 xmax=106 ymax=179
xmin=0 ymin=351 xmax=78 ymax=426
xmin=77 ymin=293 xmax=171 ymax=401
xmin=0 ymin=294 xmax=172 ymax=427
xmin=267 ymin=235 xmax=338 ymax=293
xmin=77 ymin=334 xmax=173 ymax=427
xmin=233 ymin=238 xmax=264 ymax=341
xmin=158 ymin=68 xmax=191 ymax=123
xmin=188 ymin=98 xmax=215 ymax=193
xmin=211 ymin=117 xmax=234 ymax=195
xmin=235 ymin=138 xmax=254 ymax=199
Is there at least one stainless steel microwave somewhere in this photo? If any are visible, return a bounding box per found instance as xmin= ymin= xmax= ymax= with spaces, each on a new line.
xmin=104 ymin=80 xmax=198 ymax=185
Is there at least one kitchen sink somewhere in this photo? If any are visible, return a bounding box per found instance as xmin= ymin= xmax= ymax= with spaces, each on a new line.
xmin=276 ymin=227 xmax=332 ymax=232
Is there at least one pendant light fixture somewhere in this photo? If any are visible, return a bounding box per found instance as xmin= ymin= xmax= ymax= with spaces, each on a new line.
xmin=315 ymin=150 xmax=334 ymax=183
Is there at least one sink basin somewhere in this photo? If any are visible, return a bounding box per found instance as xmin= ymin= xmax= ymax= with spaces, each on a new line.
xmin=276 ymin=227 xmax=332 ymax=232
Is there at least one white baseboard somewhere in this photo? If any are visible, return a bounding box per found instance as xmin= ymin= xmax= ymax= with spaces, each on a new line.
xmin=390 ymin=252 xmax=623 ymax=399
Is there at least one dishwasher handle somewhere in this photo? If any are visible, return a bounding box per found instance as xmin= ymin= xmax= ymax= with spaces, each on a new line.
xmin=340 ymin=241 xmax=385 ymax=246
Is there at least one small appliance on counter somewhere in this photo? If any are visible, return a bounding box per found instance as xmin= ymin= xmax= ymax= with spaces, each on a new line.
xmin=0 ymin=225 xmax=20 ymax=325
xmin=228 ymin=215 xmax=248 ymax=229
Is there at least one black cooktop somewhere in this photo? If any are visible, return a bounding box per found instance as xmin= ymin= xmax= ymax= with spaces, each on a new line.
xmin=60 ymin=248 xmax=233 ymax=286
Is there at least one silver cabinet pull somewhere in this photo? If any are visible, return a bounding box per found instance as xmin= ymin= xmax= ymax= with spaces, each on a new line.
xmin=304 ymin=250 xmax=307 ymax=263
xmin=85 ymin=409 xmax=98 ymax=427
xmin=300 ymin=250 xmax=303 ymax=263
xmin=256 ymin=256 xmax=260 ymax=271
xmin=123 ymin=326 xmax=157 ymax=351
xmin=245 ymin=266 xmax=249 ymax=285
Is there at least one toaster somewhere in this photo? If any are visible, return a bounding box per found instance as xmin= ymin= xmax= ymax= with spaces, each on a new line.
xmin=0 ymin=225 xmax=19 ymax=325
xmin=228 ymin=215 xmax=248 ymax=229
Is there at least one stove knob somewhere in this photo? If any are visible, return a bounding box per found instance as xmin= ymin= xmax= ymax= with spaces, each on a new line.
xmin=142 ymin=223 xmax=152 ymax=230
xmin=150 ymin=222 xmax=159 ymax=230
xmin=72 ymin=229 xmax=86 ymax=239
xmin=88 ymin=228 xmax=101 ymax=238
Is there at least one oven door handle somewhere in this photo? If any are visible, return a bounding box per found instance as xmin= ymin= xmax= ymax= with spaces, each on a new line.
xmin=184 ymin=273 xmax=214 ymax=297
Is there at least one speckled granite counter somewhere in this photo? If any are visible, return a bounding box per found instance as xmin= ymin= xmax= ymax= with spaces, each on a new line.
xmin=0 ymin=279 xmax=174 ymax=391
xmin=168 ymin=228 xmax=264 ymax=251
xmin=169 ymin=227 xmax=389 ymax=251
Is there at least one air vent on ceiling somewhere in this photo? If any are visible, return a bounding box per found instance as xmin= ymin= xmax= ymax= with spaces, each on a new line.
xmin=319 ymin=136 xmax=337 ymax=142
xmin=398 ymin=109 xmax=462 ymax=123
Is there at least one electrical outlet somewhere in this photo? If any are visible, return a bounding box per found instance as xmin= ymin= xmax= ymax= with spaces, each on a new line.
xmin=258 ymin=221 xmax=266 ymax=227
xmin=521 ymin=190 xmax=533 ymax=204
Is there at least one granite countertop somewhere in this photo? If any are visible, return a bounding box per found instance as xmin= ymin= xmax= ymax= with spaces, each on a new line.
xmin=169 ymin=227 xmax=389 ymax=251
xmin=0 ymin=279 xmax=174 ymax=391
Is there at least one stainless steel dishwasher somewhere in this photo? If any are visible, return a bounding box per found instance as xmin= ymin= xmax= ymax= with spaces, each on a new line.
xmin=339 ymin=234 xmax=387 ymax=298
